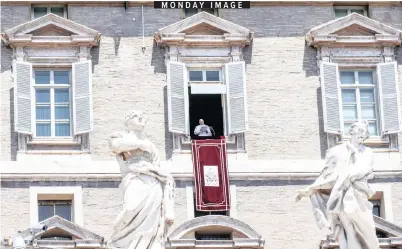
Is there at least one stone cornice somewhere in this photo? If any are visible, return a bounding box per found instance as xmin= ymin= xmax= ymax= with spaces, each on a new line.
xmin=2 ymin=13 xmax=101 ymax=47
xmin=306 ymin=13 xmax=402 ymax=47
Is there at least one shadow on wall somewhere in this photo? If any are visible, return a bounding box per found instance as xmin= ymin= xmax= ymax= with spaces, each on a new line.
xmin=243 ymin=40 xmax=254 ymax=65
xmin=1 ymin=43 xmax=12 ymax=73
xmin=151 ymin=41 xmax=166 ymax=74
xmin=316 ymin=87 xmax=328 ymax=159
xmin=90 ymin=44 xmax=100 ymax=72
xmin=9 ymin=88 xmax=18 ymax=161
xmin=302 ymin=43 xmax=319 ymax=78
xmin=113 ymin=37 xmax=121 ymax=56
xmin=163 ymin=86 xmax=173 ymax=160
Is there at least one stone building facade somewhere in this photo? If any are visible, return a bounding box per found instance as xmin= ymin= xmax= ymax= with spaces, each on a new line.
xmin=1 ymin=1 xmax=402 ymax=248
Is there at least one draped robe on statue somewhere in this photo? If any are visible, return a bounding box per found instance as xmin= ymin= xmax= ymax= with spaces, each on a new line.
xmin=107 ymin=141 xmax=174 ymax=249
xmin=307 ymin=141 xmax=380 ymax=249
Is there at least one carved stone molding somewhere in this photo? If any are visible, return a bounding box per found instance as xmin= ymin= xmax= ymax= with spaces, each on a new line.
xmin=155 ymin=12 xmax=253 ymax=47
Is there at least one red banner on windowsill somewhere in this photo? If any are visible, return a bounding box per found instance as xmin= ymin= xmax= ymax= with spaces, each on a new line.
xmin=192 ymin=138 xmax=230 ymax=211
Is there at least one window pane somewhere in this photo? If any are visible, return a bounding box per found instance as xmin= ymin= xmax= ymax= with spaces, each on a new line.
xmin=344 ymin=122 xmax=354 ymax=136
xmin=36 ymin=106 xmax=50 ymax=120
xmin=38 ymin=205 xmax=54 ymax=221
xmin=54 ymin=71 xmax=69 ymax=84
xmin=202 ymin=8 xmax=215 ymax=15
xmin=36 ymin=123 xmax=51 ymax=136
xmin=189 ymin=71 xmax=203 ymax=81
xmin=36 ymin=89 xmax=50 ymax=103
xmin=51 ymin=7 xmax=64 ymax=17
xmin=34 ymin=7 xmax=48 ymax=19
xmin=335 ymin=9 xmax=348 ymax=18
xmin=361 ymin=105 xmax=376 ymax=119
xmin=351 ymin=9 xmax=364 ymax=15
xmin=343 ymin=106 xmax=357 ymax=120
xmin=206 ymin=71 xmax=220 ymax=81
xmin=55 ymin=89 xmax=70 ymax=103
xmin=369 ymin=122 xmax=378 ymax=136
xmin=185 ymin=9 xmax=198 ymax=17
xmin=35 ymin=71 xmax=50 ymax=84
xmin=55 ymin=106 xmax=70 ymax=119
xmin=358 ymin=72 xmax=374 ymax=85
xmin=56 ymin=123 xmax=70 ymax=136
xmin=342 ymin=89 xmax=356 ymax=103
xmin=55 ymin=204 xmax=72 ymax=221
xmin=360 ymin=89 xmax=375 ymax=103
xmin=340 ymin=72 xmax=355 ymax=84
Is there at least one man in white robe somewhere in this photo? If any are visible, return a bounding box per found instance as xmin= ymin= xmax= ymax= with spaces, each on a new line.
xmin=194 ymin=119 xmax=212 ymax=137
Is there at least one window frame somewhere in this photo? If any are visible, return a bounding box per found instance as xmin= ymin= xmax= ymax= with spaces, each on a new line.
xmin=181 ymin=8 xmax=220 ymax=19
xmin=38 ymin=200 xmax=73 ymax=222
xmin=333 ymin=6 xmax=368 ymax=18
xmin=31 ymin=4 xmax=68 ymax=20
xmin=339 ymin=68 xmax=381 ymax=138
xmin=33 ymin=68 xmax=73 ymax=139
xmin=30 ymin=186 xmax=83 ymax=226
xmin=187 ymin=67 xmax=227 ymax=136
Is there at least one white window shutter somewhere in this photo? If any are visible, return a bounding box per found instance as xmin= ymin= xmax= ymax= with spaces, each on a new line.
xmin=320 ymin=61 xmax=343 ymax=135
xmin=377 ymin=62 xmax=401 ymax=135
xmin=167 ymin=61 xmax=189 ymax=135
xmin=225 ymin=61 xmax=248 ymax=134
xmin=14 ymin=61 xmax=33 ymax=134
xmin=72 ymin=60 xmax=93 ymax=135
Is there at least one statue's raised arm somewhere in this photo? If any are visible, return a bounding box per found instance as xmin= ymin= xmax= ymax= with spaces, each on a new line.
xmin=107 ymin=110 xmax=175 ymax=249
xmin=296 ymin=121 xmax=379 ymax=249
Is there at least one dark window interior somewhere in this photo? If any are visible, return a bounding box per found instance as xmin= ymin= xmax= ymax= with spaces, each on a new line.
xmin=371 ymin=200 xmax=387 ymax=238
xmin=195 ymin=232 xmax=231 ymax=240
xmin=189 ymin=91 xmax=224 ymax=139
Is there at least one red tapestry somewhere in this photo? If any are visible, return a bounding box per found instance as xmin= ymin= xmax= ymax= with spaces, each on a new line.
xmin=192 ymin=138 xmax=230 ymax=211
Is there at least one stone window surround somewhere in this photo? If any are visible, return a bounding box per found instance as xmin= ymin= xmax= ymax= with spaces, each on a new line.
xmin=168 ymin=46 xmax=247 ymax=154
xmin=186 ymin=185 xmax=237 ymax=220
xmin=2 ymin=14 xmax=100 ymax=156
xmin=318 ymin=46 xmax=400 ymax=150
xmin=370 ymin=184 xmax=393 ymax=222
xmin=29 ymin=186 xmax=83 ymax=226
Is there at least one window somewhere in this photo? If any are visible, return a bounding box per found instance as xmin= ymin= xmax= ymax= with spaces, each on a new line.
xmin=189 ymin=69 xmax=221 ymax=82
xmin=32 ymin=5 xmax=67 ymax=19
xmin=370 ymin=200 xmax=387 ymax=238
xmin=340 ymin=70 xmax=379 ymax=136
xmin=38 ymin=200 xmax=72 ymax=222
xmin=334 ymin=6 xmax=367 ymax=18
xmin=34 ymin=70 xmax=72 ymax=138
xmin=183 ymin=8 xmax=219 ymax=18
xmin=195 ymin=232 xmax=231 ymax=240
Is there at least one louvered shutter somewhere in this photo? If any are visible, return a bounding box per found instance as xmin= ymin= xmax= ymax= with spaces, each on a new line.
xmin=14 ymin=61 xmax=33 ymax=134
xmin=320 ymin=61 xmax=343 ymax=134
xmin=377 ymin=62 xmax=401 ymax=135
xmin=167 ymin=61 xmax=189 ymax=134
xmin=225 ymin=61 xmax=248 ymax=134
xmin=72 ymin=60 xmax=93 ymax=135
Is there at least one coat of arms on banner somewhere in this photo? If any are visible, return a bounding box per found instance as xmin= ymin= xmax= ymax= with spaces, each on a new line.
xmin=203 ymin=165 xmax=220 ymax=187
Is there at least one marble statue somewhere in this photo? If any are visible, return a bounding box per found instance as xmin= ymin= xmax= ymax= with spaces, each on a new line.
xmin=296 ymin=121 xmax=379 ymax=249
xmin=107 ymin=110 xmax=175 ymax=249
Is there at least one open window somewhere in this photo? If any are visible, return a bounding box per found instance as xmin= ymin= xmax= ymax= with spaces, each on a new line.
xmin=167 ymin=61 xmax=248 ymax=143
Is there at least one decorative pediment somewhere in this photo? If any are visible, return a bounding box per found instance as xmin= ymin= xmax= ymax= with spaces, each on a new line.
xmin=154 ymin=12 xmax=253 ymax=47
xmin=321 ymin=216 xmax=402 ymax=248
xmin=166 ymin=215 xmax=264 ymax=248
xmin=19 ymin=216 xmax=103 ymax=242
xmin=306 ymin=13 xmax=401 ymax=47
xmin=2 ymin=13 xmax=100 ymax=47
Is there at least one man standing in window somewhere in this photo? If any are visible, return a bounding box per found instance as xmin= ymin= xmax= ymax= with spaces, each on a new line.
xmin=194 ymin=119 xmax=212 ymax=137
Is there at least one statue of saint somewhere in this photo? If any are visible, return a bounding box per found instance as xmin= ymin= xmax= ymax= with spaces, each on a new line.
xmin=296 ymin=121 xmax=380 ymax=249
xmin=107 ymin=110 xmax=175 ymax=249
